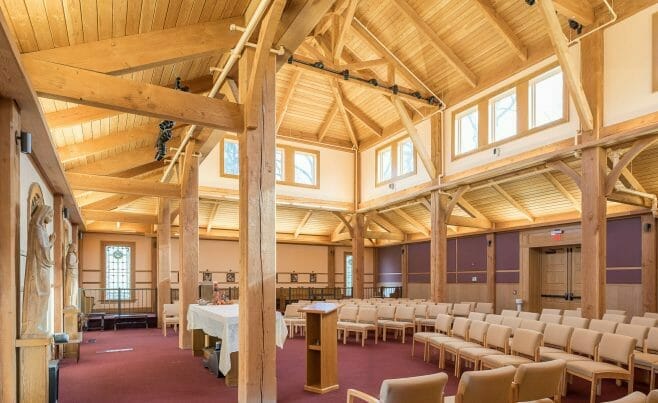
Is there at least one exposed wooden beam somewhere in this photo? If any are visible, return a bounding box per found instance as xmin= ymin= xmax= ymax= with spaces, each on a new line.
xmin=446 ymin=186 xmax=470 ymax=216
xmin=67 ymin=143 xmax=175 ymax=176
xmin=24 ymin=59 xmax=244 ymax=132
xmin=342 ymin=96 xmax=382 ymax=137
xmin=608 ymin=191 xmax=653 ymax=208
xmin=392 ymin=207 xmax=429 ymax=236
xmin=553 ymin=0 xmax=594 ymax=25
xmin=366 ymin=212 xmax=403 ymax=234
xmin=606 ymin=137 xmax=658 ymax=195
xmin=332 ymin=211 xmax=353 ymax=235
xmin=317 ymin=103 xmax=339 ymax=142
xmin=491 ymin=182 xmax=534 ymax=222
xmin=22 ymin=17 xmax=243 ymax=74
xmin=294 ymin=211 xmax=313 ymax=239
xmin=79 ymin=194 xmax=143 ymax=211
xmin=390 ymin=96 xmax=437 ymax=178
xmin=389 ymin=0 xmax=477 ymax=87
xmin=206 ymin=202 xmax=220 ymax=233
xmin=67 ymin=173 xmax=180 ymax=198
xmin=330 ymin=79 xmax=358 ymax=147
xmin=473 ymin=0 xmax=527 ymax=61
xmin=276 ymin=70 xmax=302 ymax=131
xmin=544 ymin=172 xmax=581 ymax=212
xmin=340 ymin=58 xmax=387 ymax=71
xmin=547 ymin=160 xmax=582 ymax=189
xmin=82 ymin=209 xmax=158 ymax=225
xmin=447 ymin=215 xmax=492 ymax=229
xmin=538 ymin=0 xmax=594 ymax=131
xmin=333 ymin=0 xmax=358 ymax=63
xmin=455 ymin=197 xmax=492 ymax=228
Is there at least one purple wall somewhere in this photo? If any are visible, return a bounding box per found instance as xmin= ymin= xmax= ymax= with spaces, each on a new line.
xmin=456 ymin=235 xmax=487 ymax=271
xmin=378 ymin=245 xmax=402 ymax=284
xmin=607 ymin=217 xmax=642 ymax=268
xmin=495 ymin=232 xmax=519 ymax=270
xmin=447 ymin=239 xmax=456 ymax=272
xmin=408 ymin=242 xmax=430 ymax=283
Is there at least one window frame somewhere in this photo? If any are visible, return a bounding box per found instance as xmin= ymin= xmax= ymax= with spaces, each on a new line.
xmin=488 ymin=88 xmax=518 ymax=143
xmin=219 ymin=136 xmax=240 ymax=178
xmin=454 ymin=106 xmax=480 ymax=156
xmin=100 ymin=241 xmax=136 ymax=302
xmin=344 ymin=252 xmax=353 ymax=297
xmin=450 ymin=63 xmax=569 ymax=161
xmin=375 ymin=136 xmax=417 ymax=187
xmin=528 ymin=66 xmax=567 ymax=131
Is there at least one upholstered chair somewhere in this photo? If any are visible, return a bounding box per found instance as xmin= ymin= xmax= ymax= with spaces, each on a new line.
xmin=443 ymin=320 xmax=490 ymax=375
xmin=539 ymin=323 xmax=574 ymax=358
xmin=603 ymin=313 xmax=629 ymax=324
xmin=376 ymin=305 xmax=397 ymax=340
xmin=518 ymin=311 xmax=540 ymax=321
xmin=589 ymin=319 xmax=619 ymax=334
xmin=346 ymin=372 xmax=448 ymax=403
xmin=444 ymin=366 xmax=516 ymax=403
xmin=501 ymin=309 xmax=519 ymax=318
xmin=615 ymin=323 xmax=650 ymax=351
xmin=563 ymin=309 xmax=582 ymax=318
xmin=632 ymin=326 xmax=658 ymax=390
xmin=541 ymin=328 xmax=602 ymax=364
xmin=603 ymin=392 xmax=647 ymax=403
xmin=452 ymin=303 xmax=471 ymax=318
xmin=539 ymin=313 xmax=563 ymax=324
xmin=430 ymin=317 xmax=471 ymax=369
xmin=412 ymin=313 xmax=453 ymax=361
xmin=457 ymin=324 xmax=512 ymax=375
xmin=481 ymin=328 xmax=543 ymax=369
xmin=162 ymin=302 xmax=179 ymax=337
xmin=562 ymin=316 xmax=589 ymax=329
xmin=485 ymin=314 xmax=504 ymax=325
xmin=382 ymin=305 xmax=416 ymax=343
xmin=630 ymin=316 xmax=657 ymax=328
xmin=512 ymin=359 xmax=566 ymax=403
xmin=344 ymin=307 xmax=378 ymax=347
xmin=502 ymin=316 xmax=523 ymax=335
xmin=337 ymin=305 xmax=359 ymax=341
xmin=541 ymin=308 xmax=563 ymax=316
xmin=520 ymin=319 xmax=547 ymax=333
xmin=475 ymin=302 xmax=494 ymax=314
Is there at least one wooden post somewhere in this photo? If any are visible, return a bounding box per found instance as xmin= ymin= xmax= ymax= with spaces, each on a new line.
xmin=581 ymin=147 xmax=607 ymax=319
xmin=327 ymin=246 xmax=335 ymax=288
xmin=0 ymin=98 xmax=20 ymax=403
xmin=430 ymin=191 xmax=448 ymax=302
xmin=401 ymin=245 xmax=409 ymax=298
xmin=352 ymin=213 xmax=365 ymax=299
xmin=486 ymin=233 xmax=496 ymax=310
xmin=52 ymin=195 xmax=64 ymax=333
xmin=642 ymin=214 xmax=657 ymax=313
xmin=372 ymin=247 xmax=379 ymax=291
xmin=157 ymin=199 xmax=171 ymax=329
xmin=178 ymin=141 xmax=199 ymax=349
xmin=237 ymin=48 xmax=277 ymax=402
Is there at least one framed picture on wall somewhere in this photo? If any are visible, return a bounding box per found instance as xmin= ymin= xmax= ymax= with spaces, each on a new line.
xmin=202 ymin=272 xmax=212 ymax=282
xmin=171 ymin=272 xmax=179 ymax=284
xmin=226 ymin=271 xmax=235 ymax=283
xmin=310 ymin=273 xmax=317 ymax=283
xmin=290 ymin=273 xmax=298 ymax=283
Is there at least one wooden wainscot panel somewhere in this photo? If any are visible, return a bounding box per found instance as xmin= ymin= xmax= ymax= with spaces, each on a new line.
xmin=606 ymin=284 xmax=642 ymax=318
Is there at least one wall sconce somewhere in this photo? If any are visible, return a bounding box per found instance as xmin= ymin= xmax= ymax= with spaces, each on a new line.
xmin=16 ymin=131 xmax=32 ymax=154
xmin=62 ymin=207 xmax=69 ymax=219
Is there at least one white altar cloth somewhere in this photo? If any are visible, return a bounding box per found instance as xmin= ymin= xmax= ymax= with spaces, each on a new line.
xmin=187 ymin=304 xmax=288 ymax=375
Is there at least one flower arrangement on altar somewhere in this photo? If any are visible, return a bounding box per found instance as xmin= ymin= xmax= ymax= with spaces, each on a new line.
xmin=212 ymin=282 xmax=231 ymax=305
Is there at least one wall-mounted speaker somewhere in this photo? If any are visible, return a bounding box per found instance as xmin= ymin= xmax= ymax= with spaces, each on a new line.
xmin=62 ymin=207 xmax=69 ymax=219
xmin=17 ymin=131 xmax=32 ymax=154
xmin=644 ymin=222 xmax=652 ymax=232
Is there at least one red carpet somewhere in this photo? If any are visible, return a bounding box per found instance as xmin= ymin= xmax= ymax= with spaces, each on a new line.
xmin=59 ymin=329 xmax=650 ymax=402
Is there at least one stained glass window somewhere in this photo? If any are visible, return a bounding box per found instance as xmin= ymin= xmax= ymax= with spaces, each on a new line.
xmin=223 ymin=138 xmax=239 ymax=176
xmin=345 ymin=253 xmax=353 ymax=297
xmin=104 ymin=244 xmax=132 ymax=300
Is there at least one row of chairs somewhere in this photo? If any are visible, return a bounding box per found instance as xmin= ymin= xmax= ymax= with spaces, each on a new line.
xmin=414 ymin=312 xmax=658 ymax=403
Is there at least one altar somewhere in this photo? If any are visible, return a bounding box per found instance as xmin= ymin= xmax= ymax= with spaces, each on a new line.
xmin=186 ymin=304 xmax=288 ymax=379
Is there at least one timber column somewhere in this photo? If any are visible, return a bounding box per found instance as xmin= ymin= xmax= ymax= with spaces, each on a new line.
xmin=157 ymin=199 xmax=171 ymax=328
xmin=0 ymin=98 xmax=20 ymax=402
xmin=352 ymin=213 xmax=365 ymax=298
xmin=237 ymin=48 xmax=278 ymax=401
xmin=430 ymin=191 xmax=448 ymax=302
xmin=53 ymin=195 xmax=64 ymax=333
xmin=178 ymin=140 xmax=199 ymax=349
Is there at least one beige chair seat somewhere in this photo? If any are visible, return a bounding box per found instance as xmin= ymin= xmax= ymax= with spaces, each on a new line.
xmin=538 ymin=346 xmax=564 ymax=355
xmin=541 ymin=351 xmax=593 ymax=362
xmin=482 ymin=354 xmax=533 ymax=368
xmin=428 ymin=335 xmax=459 ymax=346
xmin=444 ymin=340 xmax=481 ymax=351
xmin=634 ymin=351 xmax=658 ymax=366
xmin=444 ymin=396 xmax=550 ymax=403
xmin=413 ymin=332 xmax=441 ymax=343
xmin=567 ymin=360 xmax=630 ymax=378
xmin=460 ymin=347 xmax=505 ymax=360
xmin=604 ymin=391 xmax=648 ymax=403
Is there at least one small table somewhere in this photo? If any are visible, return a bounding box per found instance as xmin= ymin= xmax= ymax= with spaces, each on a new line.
xmin=84 ymin=312 xmax=106 ymax=331
xmin=54 ymin=334 xmax=82 ymax=363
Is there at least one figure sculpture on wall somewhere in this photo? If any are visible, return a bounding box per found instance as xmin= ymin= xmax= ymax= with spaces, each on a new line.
xmin=64 ymin=243 xmax=79 ymax=309
xmin=21 ymin=204 xmax=55 ymax=338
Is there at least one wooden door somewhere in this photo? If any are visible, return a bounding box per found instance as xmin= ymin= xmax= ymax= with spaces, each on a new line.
xmin=540 ymin=248 xmax=569 ymax=310
xmin=567 ymin=246 xmax=582 ymax=310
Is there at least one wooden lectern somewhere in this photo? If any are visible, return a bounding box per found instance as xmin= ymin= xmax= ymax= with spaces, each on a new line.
xmin=300 ymin=302 xmax=338 ymax=394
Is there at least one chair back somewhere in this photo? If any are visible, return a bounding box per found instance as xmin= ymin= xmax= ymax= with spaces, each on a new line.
xmin=435 ymin=314 xmax=454 ymax=334
xmin=543 ymin=323 xmax=573 ymax=351
xmin=379 ymin=373 xmax=448 ymax=403
xmin=485 ymin=314 xmax=503 ymax=325
xmin=520 ymin=319 xmax=546 ymax=334
xmin=451 ymin=317 xmax=471 ymax=339
xmin=501 ymin=316 xmax=523 ymax=334
xmin=436 ymin=303 xmax=452 ymax=314
xmin=518 ymin=311 xmax=540 ymax=321
xmin=485 ymin=324 xmax=512 ymax=353
xmin=510 ymin=328 xmax=542 ymax=360
xmin=377 ymin=305 xmax=396 ymax=321
xmin=538 ymin=313 xmax=562 ymax=324
xmin=452 ymin=303 xmax=471 ymax=317
xmin=468 ymin=321 xmax=489 ymax=344
xmin=563 ymin=309 xmax=582 ymax=317
xmin=475 ymin=302 xmax=494 ymax=314
xmin=455 ymin=366 xmax=516 ymax=403
xmin=426 ymin=304 xmax=443 ymax=319
xmin=163 ymin=303 xmax=178 ymax=317
xmin=649 ymin=390 xmax=658 ymax=403
xmin=513 ymin=359 xmax=566 ymax=402
xmin=467 ymin=312 xmax=486 ymax=322
xmin=606 ymin=309 xmax=627 ymax=316
xmin=615 ymin=323 xmax=649 ymax=350
xmin=597 ymin=333 xmax=635 ymax=366
xmin=339 ymin=305 xmax=359 ymax=322
xmin=644 ymin=312 xmax=658 ymax=320
xmin=569 ymin=328 xmax=602 ymax=358
xmin=394 ymin=306 xmax=415 ymax=322
xmin=541 ymin=308 xmax=562 ymax=316
xmin=588 ymin=318 xmax=618 ymax=333
xmin=357 ymin=307 xmax=378 ymax=324
xmin=562 ymin=316 xmax=589 ymax=329
xmin=630 ymin=316 xmax=657 ymax=328
xmin=646 ymin=327 xmax=658 ymax=353
xmin=602 ymin=313 xmax=627 ymax=324
xmin=501 ymin=309 xmax=519 ymax=317
xmin=414 ymin=304 xmax=428 ymax=319
xmin=284 ymin=304 xmax=301 ymax=318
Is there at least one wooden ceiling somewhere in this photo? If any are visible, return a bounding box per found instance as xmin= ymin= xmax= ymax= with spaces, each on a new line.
xmin=2 ymin=0 xmax=655 ymax=243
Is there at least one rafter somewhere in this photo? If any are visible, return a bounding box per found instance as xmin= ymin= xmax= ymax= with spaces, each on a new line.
xmin=82 ymin=209 xmax=158 ymax=225
xmin=389 ymin=0 xmax=477 ymax=87
xmin=446 ymin=186 xmax=470 ymax=216
xmin=391 ymin=208 xmax=429 ymax=236
xmin=206 ymin=202 xmax=220 ymax=233
xmin=68 ymin=173 xmax=180 ymax=198
xmin=340 ymin=58 xmax=387 ymax=71
xmin=330 ymin=79 xmax=358 ymax=148
xmin=317 ymin=103 xmax=340 ymax=142
xmin=341 ymin=96 xmax=382 ymax=137
xmin=473 ymin=0 xmax=527 ymax=61
xmin=607 ymin=156 xmax=646 ymax=192
xmin=333 ymin=0 xmax=358 ymax=63
xmin=547 ymin=160 xmax=582 ymax=189
xmin=553 ymin=0 xmax=594 ymax=25
xmin=538 ymin=0 xmax=593 ymax=131
xmin=366 ymin=212 xmax=403 ymax=234
xmin=276 ymin=70 xmax=302 ymax=131
xmin=455 ymin=197 xmax=492 ymax=228
xmin=390 ymin=96 xmax=437 ymax=178
xmin=24 ymin=59 xmax=243 ymax=132
xmin=606 ymin=137 xmax=658 ymax=195
xmin=67 ymin=141 xmax=178 ymax=176
xmin=294 ymin=211 xmax=314 ymax=239
xmin=544 ymin=172 xmax=581 ymax=212
xmin=332 ymin=211 xmax=353 ymax=235
xmin=490 ymin=182 xmax=534 ymax=222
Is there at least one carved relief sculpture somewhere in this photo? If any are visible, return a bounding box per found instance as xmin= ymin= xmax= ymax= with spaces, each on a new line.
xmin=64 ymin=243 xmax=79 ymax=309
xmin=21 ymin=204 xmax=55 ymax=338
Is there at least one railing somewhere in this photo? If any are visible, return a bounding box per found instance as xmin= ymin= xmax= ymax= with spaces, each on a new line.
xmin=81 ymin=288 xmax=157 ymax=316
xmin=363 ymin=286 xmax=403 ymax=299
xmin=170 ymin=288 xmax=179 ymax=302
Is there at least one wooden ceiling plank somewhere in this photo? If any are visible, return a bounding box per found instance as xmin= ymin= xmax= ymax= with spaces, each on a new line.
xmin=389 ymin=0 xmax=477 ymax=87
xmin=25 ymin=59 xmax=243 ymax=132
xmin=538 ymin=0 xmax=593 ymax=131
xmin=294 ymin=210 xmax=313 ymax=239
xmin=82 ymin=209 xmax=158 ymax=224
xmin=22 ymin=17 xmax=244 ymax=74
xmin=317 ymin=103 xmax=339 ymax=142
xmin=366 ymin=211 xmax=403 ymax=234
xmin=330 ymin=79 xmax=358 ymax=148
xmin=490 ymin=182 xmax=534 ymax=222
xmin=342 ymin=96 xmax=382 ymax=136
xmin=206 ymin=201 xmax=220 ymax=233
xmin=276 ymin=69 xmax=302 ymax=131
xmin=391 ymin=207 xmax=429 ymax=236
xmin=68 ymin=173 xmax=180 ymax=197
xmin=553 ymin=0 xmax=594 ymax=25
xmin=544 ymin=172 xmax=581 ymax=212
xmin=473 ymin=0 xmax=527 ymax=61
xmin=340 ymin=58 xmax=387 ymax=71
xmin=456 ymin=197 xmax=493 ymax=228
xmin=547 ymin=160 xmax=582 ymax=189
xmin=390 ymin=96 xmax=436 ymax=178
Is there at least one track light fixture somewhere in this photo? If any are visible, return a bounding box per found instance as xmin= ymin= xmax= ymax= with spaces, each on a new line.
xmin=16 ymin=131 xmax=32 ymax=154
xmin=568 ymin=19 xmax=583 ymax=34
xmin=155 ymin=78 xmax=189 ymax=161
xmin=525 ymin=0 xmax=535 ymax=5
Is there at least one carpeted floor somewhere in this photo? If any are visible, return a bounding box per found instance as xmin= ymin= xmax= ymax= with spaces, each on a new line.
xmin=59 ymin=328 xmax=650 ymax=402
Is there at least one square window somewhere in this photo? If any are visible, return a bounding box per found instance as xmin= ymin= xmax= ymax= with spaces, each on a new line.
xmin=294 ymin=151 xmax=317 ymax=186
xmin=455 ymin=107 xmax=478 ymax=155
xmin=530 ymin=68 xmax=564 ymax=128
xmin=489 ymin=89 xmax=517 ymax=142
xmin=223 ymin=139 xmax=239 ymax=176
